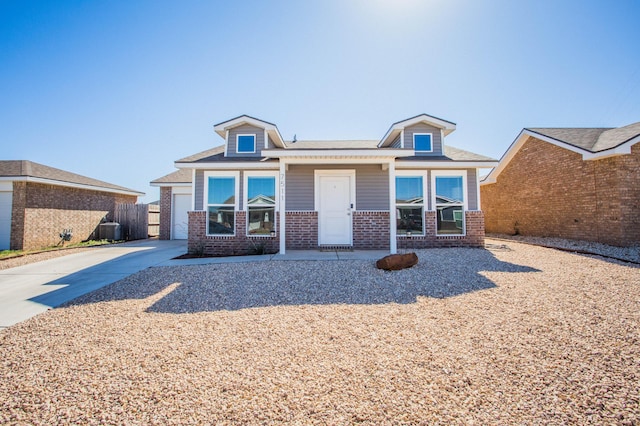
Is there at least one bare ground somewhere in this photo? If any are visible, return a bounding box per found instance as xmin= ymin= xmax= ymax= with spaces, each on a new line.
xmin=0 ymin=240 xmax=638 ymax=425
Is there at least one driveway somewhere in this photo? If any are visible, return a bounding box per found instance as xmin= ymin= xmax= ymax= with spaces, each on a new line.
xmin=0 ymin=239 xmax=187 ymax=328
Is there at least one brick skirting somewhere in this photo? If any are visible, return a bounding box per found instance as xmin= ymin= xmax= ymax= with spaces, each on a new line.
xmin=188 ymin=209 xmax=485 ymax=256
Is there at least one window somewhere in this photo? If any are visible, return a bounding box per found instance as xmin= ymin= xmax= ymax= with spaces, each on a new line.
xmin=237 ymin=134 xmax=256 ymax=153
xmin=432 ymin=171 xmax=467 ymax=235
xmin=395 ymin=176 xmax=424 ymax=235
xmin=414 ymin=133 xmax=432 ymax=152
xmin=206 ymin=174 xmax=238 ymax=235
xmin=246 ymin=176 xmax=276 ymax=235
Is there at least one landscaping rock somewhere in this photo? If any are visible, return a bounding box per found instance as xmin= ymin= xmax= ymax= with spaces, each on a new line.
xmin=375 ymin=252 xmax=418 ymax=270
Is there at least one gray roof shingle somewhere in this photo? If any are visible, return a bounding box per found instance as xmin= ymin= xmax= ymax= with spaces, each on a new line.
xmin=527 ymin=122 xmax=640 ymax=153
xmin=0 ymin=160 xmax=143 ymax=195
xmin=150 ymin=168 xmax=193 ymax=185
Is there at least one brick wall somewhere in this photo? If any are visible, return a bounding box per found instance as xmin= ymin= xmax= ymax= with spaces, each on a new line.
xmin=285 ymin=211 xmax=318 ymax=249
xmin=159 ymin=187 xmax=172 ymax=240
xmin=188 ymin=210 xmax=279 ymax=256
xmin=11 ymin=181 xmax=137 ymax=250
xmin=398 ymin=210 xmax=485 ymax=249
xmin=353 ymin=211 xmax=390 ymax=249
xmin=481 ymin=137 xmax=640 ymax=246
xmin=188 ymin=208 xmax=484 ymax=255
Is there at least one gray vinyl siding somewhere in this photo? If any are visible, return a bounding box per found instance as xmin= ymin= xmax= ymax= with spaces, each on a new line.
xmin=195 ymin=170 xmax=204 ymax=210
xmin=285 ymin=166 xmax=314 ymax=210
xmin=356 ymin=165 xmax=389 ymax=210
xmin=404 ymin=123 xmax=443 ymax=155
xmin=285 ymin=164 xmax=389 ymax=211
xmin=466 ymin=168 xmax=478 ymax=210
xmin=227 ymin=125 xmax=265 ymax=157
xmin=390 ymin=135 xmax=401 ymax=148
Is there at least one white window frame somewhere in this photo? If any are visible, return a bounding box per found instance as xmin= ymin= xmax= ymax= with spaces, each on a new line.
xmin=236 ymin=134 xmax=256 ymax=154
xmin=244 ymin=171 xmax=279 ymax=237
xmin=413 ymin=133 xmax=433 ymax=153
xmin=204 ymin=171 xmax=240 ymax=236
xmin=395 ymin=170 xmax=427 ymax=236
xmin=431 ymin=170 xmax=468 ymax=236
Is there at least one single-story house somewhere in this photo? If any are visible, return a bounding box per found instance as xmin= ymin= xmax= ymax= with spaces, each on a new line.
xmin=481 ymin=122 xmax=640 ymax=246
xmin=0 ymin=160 xmax=144 ymax=251
xmin=152 ymin=114 xmax=498 ymax=256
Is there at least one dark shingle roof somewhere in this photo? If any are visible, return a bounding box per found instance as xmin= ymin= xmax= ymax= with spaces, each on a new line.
xmin=150 ymin=168 xmax=193 ymax=185
xmin=398 ymin=146 xmax=497 ymax=162
xmin=0 ymin=160 xmax=143 ymax=195
xmin=527 ymin=122 xmax=640 ymax=153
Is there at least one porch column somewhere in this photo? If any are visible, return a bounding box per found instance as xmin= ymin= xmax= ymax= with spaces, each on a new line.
xmin=279 ymin=160 xmax=286 ymax=254
xmin=388 ymin=160 xmax=397 ymax=254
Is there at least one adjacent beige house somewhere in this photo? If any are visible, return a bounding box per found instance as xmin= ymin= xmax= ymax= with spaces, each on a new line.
xmin=481 ymin=123 xmax=640 ymax=246
xmin=152 ymin=114 xmax=498 ymax=256
xmin=0 ymin=161 xmax=144 ymax=250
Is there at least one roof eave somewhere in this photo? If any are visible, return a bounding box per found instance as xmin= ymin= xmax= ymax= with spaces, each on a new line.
xmin=0 ymin=176 xmax=144 ymax=197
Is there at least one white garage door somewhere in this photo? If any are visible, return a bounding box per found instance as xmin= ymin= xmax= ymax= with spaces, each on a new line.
xmin=0 ymin=191 xmax=12 ymax=250
xmin=172 ymin=194 xmax=191 ymax=240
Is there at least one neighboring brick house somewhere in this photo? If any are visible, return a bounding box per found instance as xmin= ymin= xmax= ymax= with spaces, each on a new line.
xmin=481 ymin=123 xmax=640 ymax=246
xmin=0 ymin=161 xmax=144 ymax=251
xmin=152 ymin=114 xmax=498 ymax=256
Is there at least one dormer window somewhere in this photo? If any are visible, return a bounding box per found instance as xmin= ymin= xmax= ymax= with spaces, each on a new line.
xmin=237 ymin=134 xmax=256 ymax=154
xmin=414 ymin=133 xmax=433 ymax=152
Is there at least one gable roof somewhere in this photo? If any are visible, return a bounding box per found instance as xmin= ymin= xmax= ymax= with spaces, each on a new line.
xmin=0 ymin=160 xmax=143 ymax=196
xmin=379 ymin=113 xmax=457 ymax=147
xmin=213 ymin=115 xmax=285 ymax=147
xmin=482 ymin=122 xmax=640 ymax=185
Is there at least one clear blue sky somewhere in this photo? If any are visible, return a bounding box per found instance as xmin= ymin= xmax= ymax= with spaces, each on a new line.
xmin=2 ymin=0 xmax=639 ymax=202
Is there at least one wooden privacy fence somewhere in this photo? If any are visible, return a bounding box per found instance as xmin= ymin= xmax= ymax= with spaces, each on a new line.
xmin=148 ymin=204 xmax=160 ymax=237
xmin=114 ymin=204 xmax=160 ymax=241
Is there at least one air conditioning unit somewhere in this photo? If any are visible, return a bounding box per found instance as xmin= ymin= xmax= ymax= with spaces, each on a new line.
xmin=99 ymin=222 xmax=122 ymax=241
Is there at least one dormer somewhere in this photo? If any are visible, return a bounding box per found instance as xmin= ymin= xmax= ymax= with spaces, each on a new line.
xmin=214 ymin=115 xmax=285 ymax=157
xmin=378 ymin=114 xmax=456 ymax=156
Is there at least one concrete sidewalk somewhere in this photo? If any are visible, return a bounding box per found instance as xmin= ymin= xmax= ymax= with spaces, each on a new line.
xmin=0 ymin=240 xmax=187 ymax=329
xmin=158 ymin=249 xmax=390 ymax=266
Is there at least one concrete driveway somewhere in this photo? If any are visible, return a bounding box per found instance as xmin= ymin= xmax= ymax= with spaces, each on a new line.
xmin=0 ymin=239 xmax=187 ymax=329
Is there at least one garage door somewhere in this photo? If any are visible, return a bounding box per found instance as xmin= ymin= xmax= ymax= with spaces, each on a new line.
xmin=172 ymin=193 xmax=191 ymax=240
xmin=0 ymin=191 xmax=12 ymax=250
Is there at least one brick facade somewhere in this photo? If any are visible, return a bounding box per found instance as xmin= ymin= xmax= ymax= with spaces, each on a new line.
xmin=481 ymin=137 xmax=640 ymax=246
xmin=188 ymin=210 xmax=279 ymax=256
xmin=159 ymin=186 xmax=172 ymax=240
xmin=285 ymin=212 xmax=318 ymax=250
xmin=188 ymin=209 xmax=485 ymax=256
xmin=10 ymin=181 xmax=137 ymax=250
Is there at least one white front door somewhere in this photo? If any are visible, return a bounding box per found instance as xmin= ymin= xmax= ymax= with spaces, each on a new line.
xmin=172 ymin=194 xmax=191 ymax=240
xmin=317 ymin=173 xmax=353 ymax=245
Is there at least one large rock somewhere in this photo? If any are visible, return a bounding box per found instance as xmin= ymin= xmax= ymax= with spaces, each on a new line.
xmin=376 ymin=252 xmax=419 ymax=271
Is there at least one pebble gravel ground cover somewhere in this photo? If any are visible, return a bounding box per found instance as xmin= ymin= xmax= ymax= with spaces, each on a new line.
xmin=0 ymin=240 xmax=638 ymax=424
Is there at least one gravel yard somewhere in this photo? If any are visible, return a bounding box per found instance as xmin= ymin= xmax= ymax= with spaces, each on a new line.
xmin=1 ymin=240 xmax=638 ymax=424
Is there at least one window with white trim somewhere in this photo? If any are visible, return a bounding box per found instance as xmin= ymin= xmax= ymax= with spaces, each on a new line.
xmin=205 ymin=172 xmax=238 ymax=235
xmin=237 ymin=134 xmax=256 ymax=154
xmin=245 ymin=173 xmax=277 ymax=236
xmin=432 ymin=170 xmax=467 ymax=235
xmin=395 ymin=175 xmax=424 ymax=235
xmin=413 ymin=133 xmax=433 ymax=152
